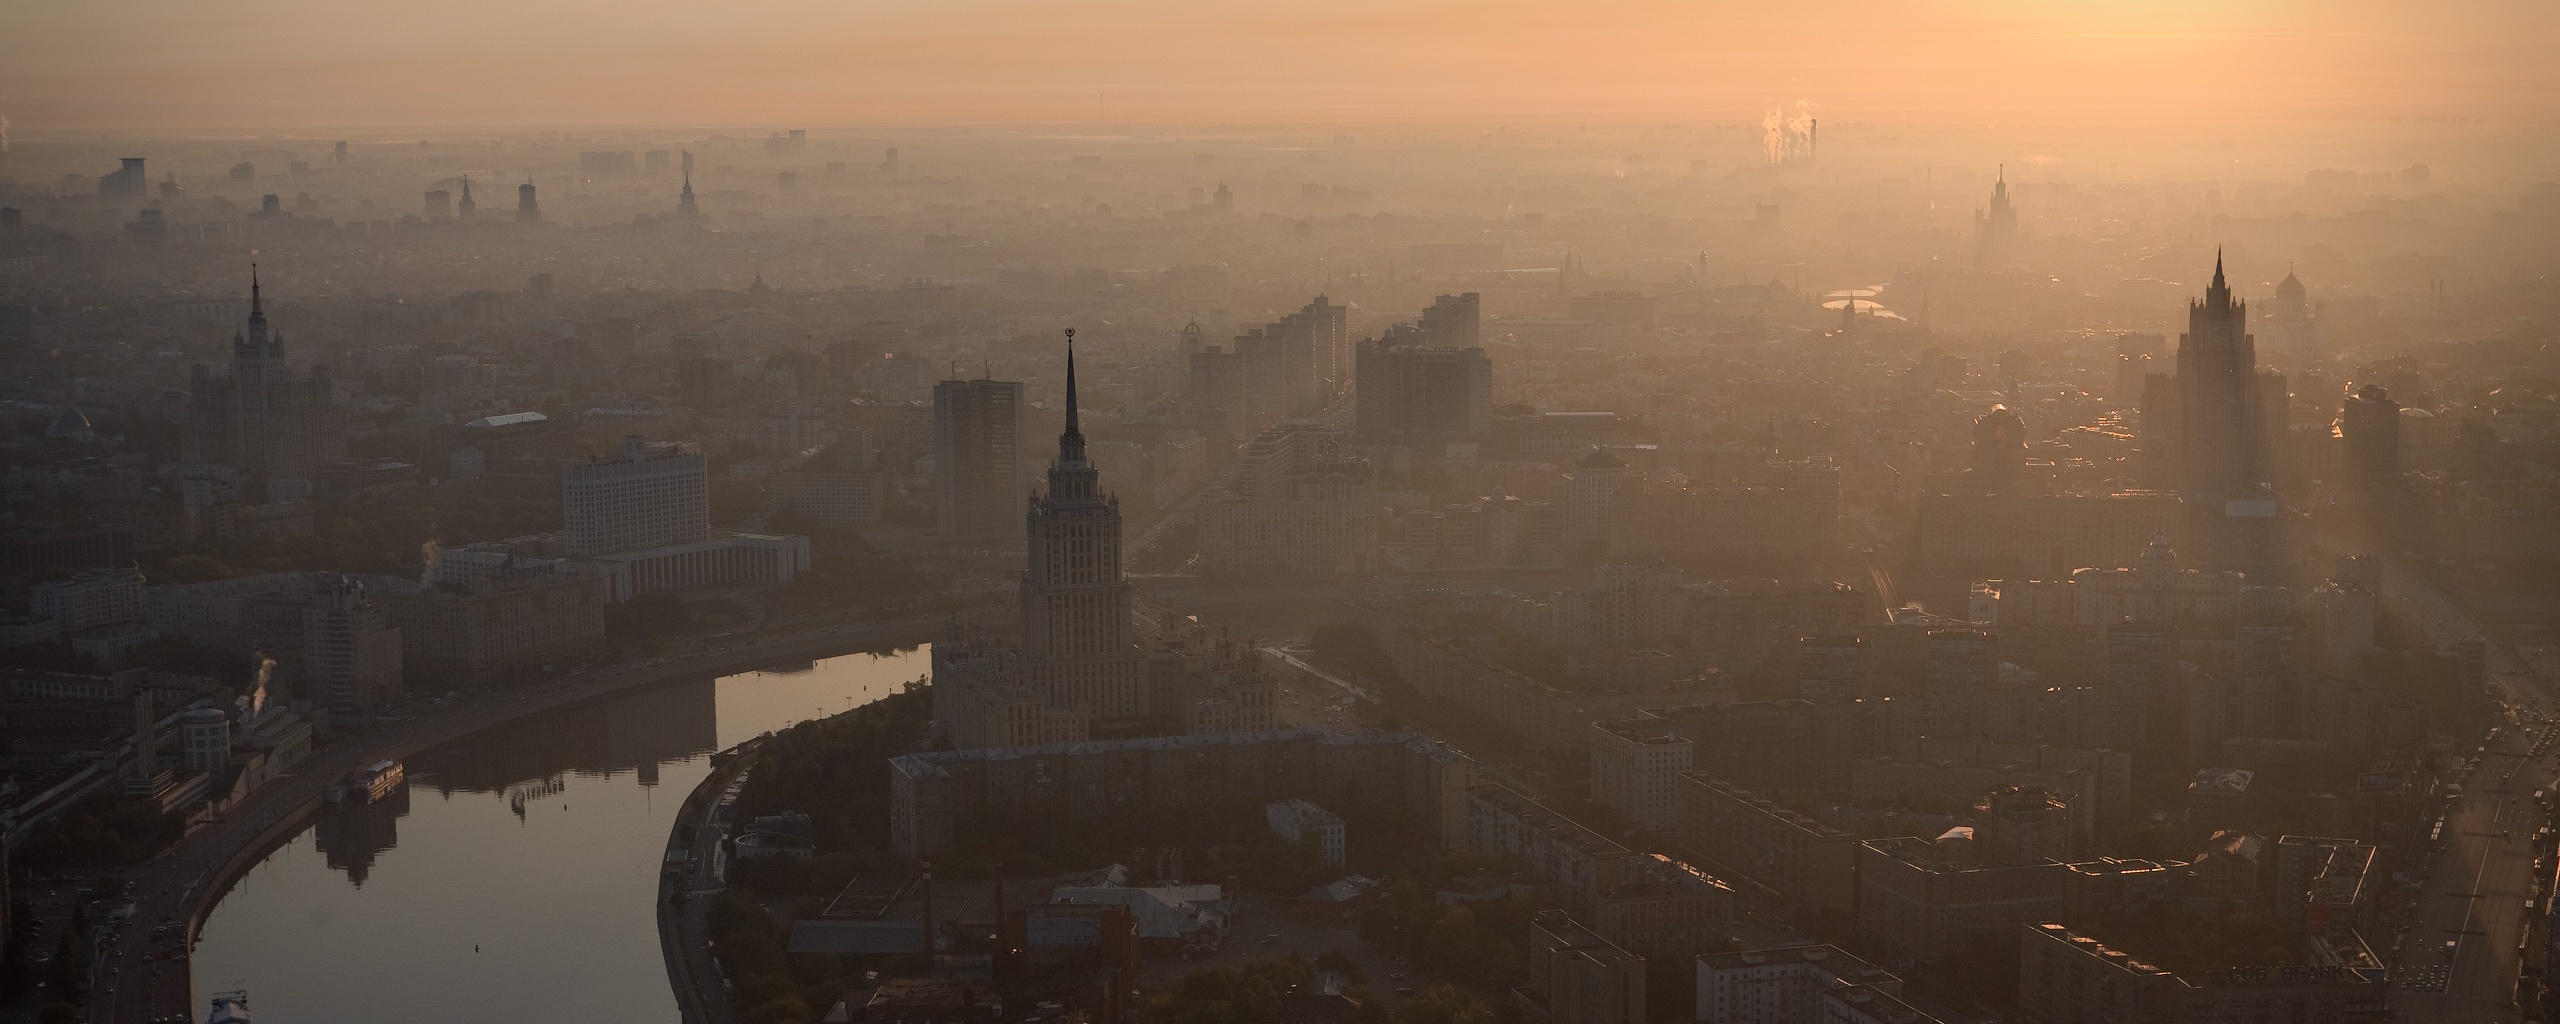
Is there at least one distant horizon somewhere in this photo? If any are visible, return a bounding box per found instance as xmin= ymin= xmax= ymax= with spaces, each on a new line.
xmin=6 ymin=0 xmax=2555 ymax=136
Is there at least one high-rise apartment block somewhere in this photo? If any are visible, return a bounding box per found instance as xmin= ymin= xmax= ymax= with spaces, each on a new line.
xmin=2338 ymin=384 xmax=2401 ymax=498
xmin=932 ymin=376 xmax=1025 ymax=539
xmin=1589 ymin=719 xmax=1693 ymax=832
xmin=1190 ymin=296 xmax=1354 ymax=443
xmin=301 ymin=575 xmax=404 ymax=711
xmin=1355 ymin=335 xmax=1492 ymax=449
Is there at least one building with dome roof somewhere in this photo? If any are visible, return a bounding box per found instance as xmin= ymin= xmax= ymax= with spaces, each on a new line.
xmin=2259 ymin=267 xmax=2322 ymax=359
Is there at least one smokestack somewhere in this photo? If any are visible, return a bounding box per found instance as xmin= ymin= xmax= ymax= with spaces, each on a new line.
xmin=1810 ymin=119 xmax=1818 ymax=165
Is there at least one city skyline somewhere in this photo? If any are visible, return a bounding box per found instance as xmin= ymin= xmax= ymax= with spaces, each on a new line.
xmin=2 ymin=5 xmax=2555 ymax=1024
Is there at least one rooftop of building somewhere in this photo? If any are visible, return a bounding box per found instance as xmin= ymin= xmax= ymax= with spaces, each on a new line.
xmin=1530 ymin=911 xmax=1642 ymax=968
xmin=2063 ymin=856 xmax=2189 ymax=877
xmin=1467 ymin=783 xmax=1630 ymax=858
xmin=1268 ymin=797 xmax=1343 ymax=823
xmin=2183 ymin=964 xmax=2387 ymax=989
xmin=1698 ymin=944 xmax=1898 ymax=984
xmin=461 ymin=411 xmax=549 ymax=429
xmin=2028 ymin=923 xmax=2172 ymax=978
xmin=1677 ymin=773 xmax=1854 ymax=838
xmin=1592 ymin=719 xmax=1688 ymax=745
xmin=1864 ymin=835 xmax=2060 ymax=872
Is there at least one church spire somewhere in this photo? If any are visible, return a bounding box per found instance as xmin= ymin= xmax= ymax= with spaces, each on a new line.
xmin=250 ymin=263 xmax=263 ymax=317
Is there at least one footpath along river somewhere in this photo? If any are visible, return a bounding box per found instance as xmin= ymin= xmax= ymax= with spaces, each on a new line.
xmin=187 ymin=645 xmax=931 ymax=1023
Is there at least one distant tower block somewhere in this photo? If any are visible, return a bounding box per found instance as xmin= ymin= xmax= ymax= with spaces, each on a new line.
xmin=1974 ymin=165 xmax=2017 ymax=266
xmin=517 ymin=179 xmax=540 ymax=223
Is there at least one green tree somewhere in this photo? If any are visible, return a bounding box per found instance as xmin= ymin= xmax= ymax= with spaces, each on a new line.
xmin=1393 ymin=985 xmax=1489 ymax=1024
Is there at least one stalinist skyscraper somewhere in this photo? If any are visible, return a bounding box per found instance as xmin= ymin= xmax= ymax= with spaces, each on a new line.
xmin=184 ymin=267 xmax=349 ymax=486
xmin=2140 ymin=253 xmax=2289 ymax=565
xmin=1014 ymin=330 xmax=1147 ymax=716
xmin=2163 ymin=253 xmax=2277 ymax=501
xmin=932 ymin=332 xmax=1156 ymax=748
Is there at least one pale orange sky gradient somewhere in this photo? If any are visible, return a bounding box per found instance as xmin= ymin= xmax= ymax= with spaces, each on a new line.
xmin=3 ymin=0 xmax=2554 ymax=133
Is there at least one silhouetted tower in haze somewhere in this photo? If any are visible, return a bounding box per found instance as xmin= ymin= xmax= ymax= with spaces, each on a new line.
xmin=933 ymin=373 xmax=1025 ymax=539
xmin=676 ymin=166 xmax=698 ymax=223
xmin=2168 ymin=253 xmax=2269 ymax=500
xmin=1974 ymin=165 xmax=2017 ymax=265
xmin=1213 ymin=183 xmax=1233 ymax=213
xmin=99 ymin=158 xmax=148 ymax=206
xmin=184 ymin=267 xmax=350 ymax=479
xmin=516 ymin=179 xmax=540 ymax=224
xmin=2140 ymin=253 xmax=2289 ymax=566
xmin=2340 ymin=384 xmax=2401 ymax=498
xmin=456 ymin=176 xmax=477 ymax=224
xmin=1970 ymin=405 xmax=2028 ymax=477
xmin=1018 ymin=331 xmax=1138 ymax=684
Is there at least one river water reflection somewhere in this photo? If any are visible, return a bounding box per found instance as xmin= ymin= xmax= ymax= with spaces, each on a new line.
xmin=192 ymin=645 xmax=930 ymax=1023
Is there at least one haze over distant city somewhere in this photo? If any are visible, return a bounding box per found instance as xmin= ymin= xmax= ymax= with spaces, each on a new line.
xmin=6 ymin=0 xmax=2559 ymax=129
xmin=2 ymin=4 xmax=2558 ymax=1024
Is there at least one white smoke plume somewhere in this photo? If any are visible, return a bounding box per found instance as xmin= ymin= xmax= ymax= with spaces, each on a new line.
xmin=1762 ymin=101 xmax=1817 ymax=165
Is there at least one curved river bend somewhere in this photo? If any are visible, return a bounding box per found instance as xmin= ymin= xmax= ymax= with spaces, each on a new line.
xmin=192 ymin=646 xmax=931 ymax=1023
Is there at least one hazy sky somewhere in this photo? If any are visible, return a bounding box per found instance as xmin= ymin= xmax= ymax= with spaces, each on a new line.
xmin=4 ymin=0 xmax=2555 ymax=134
